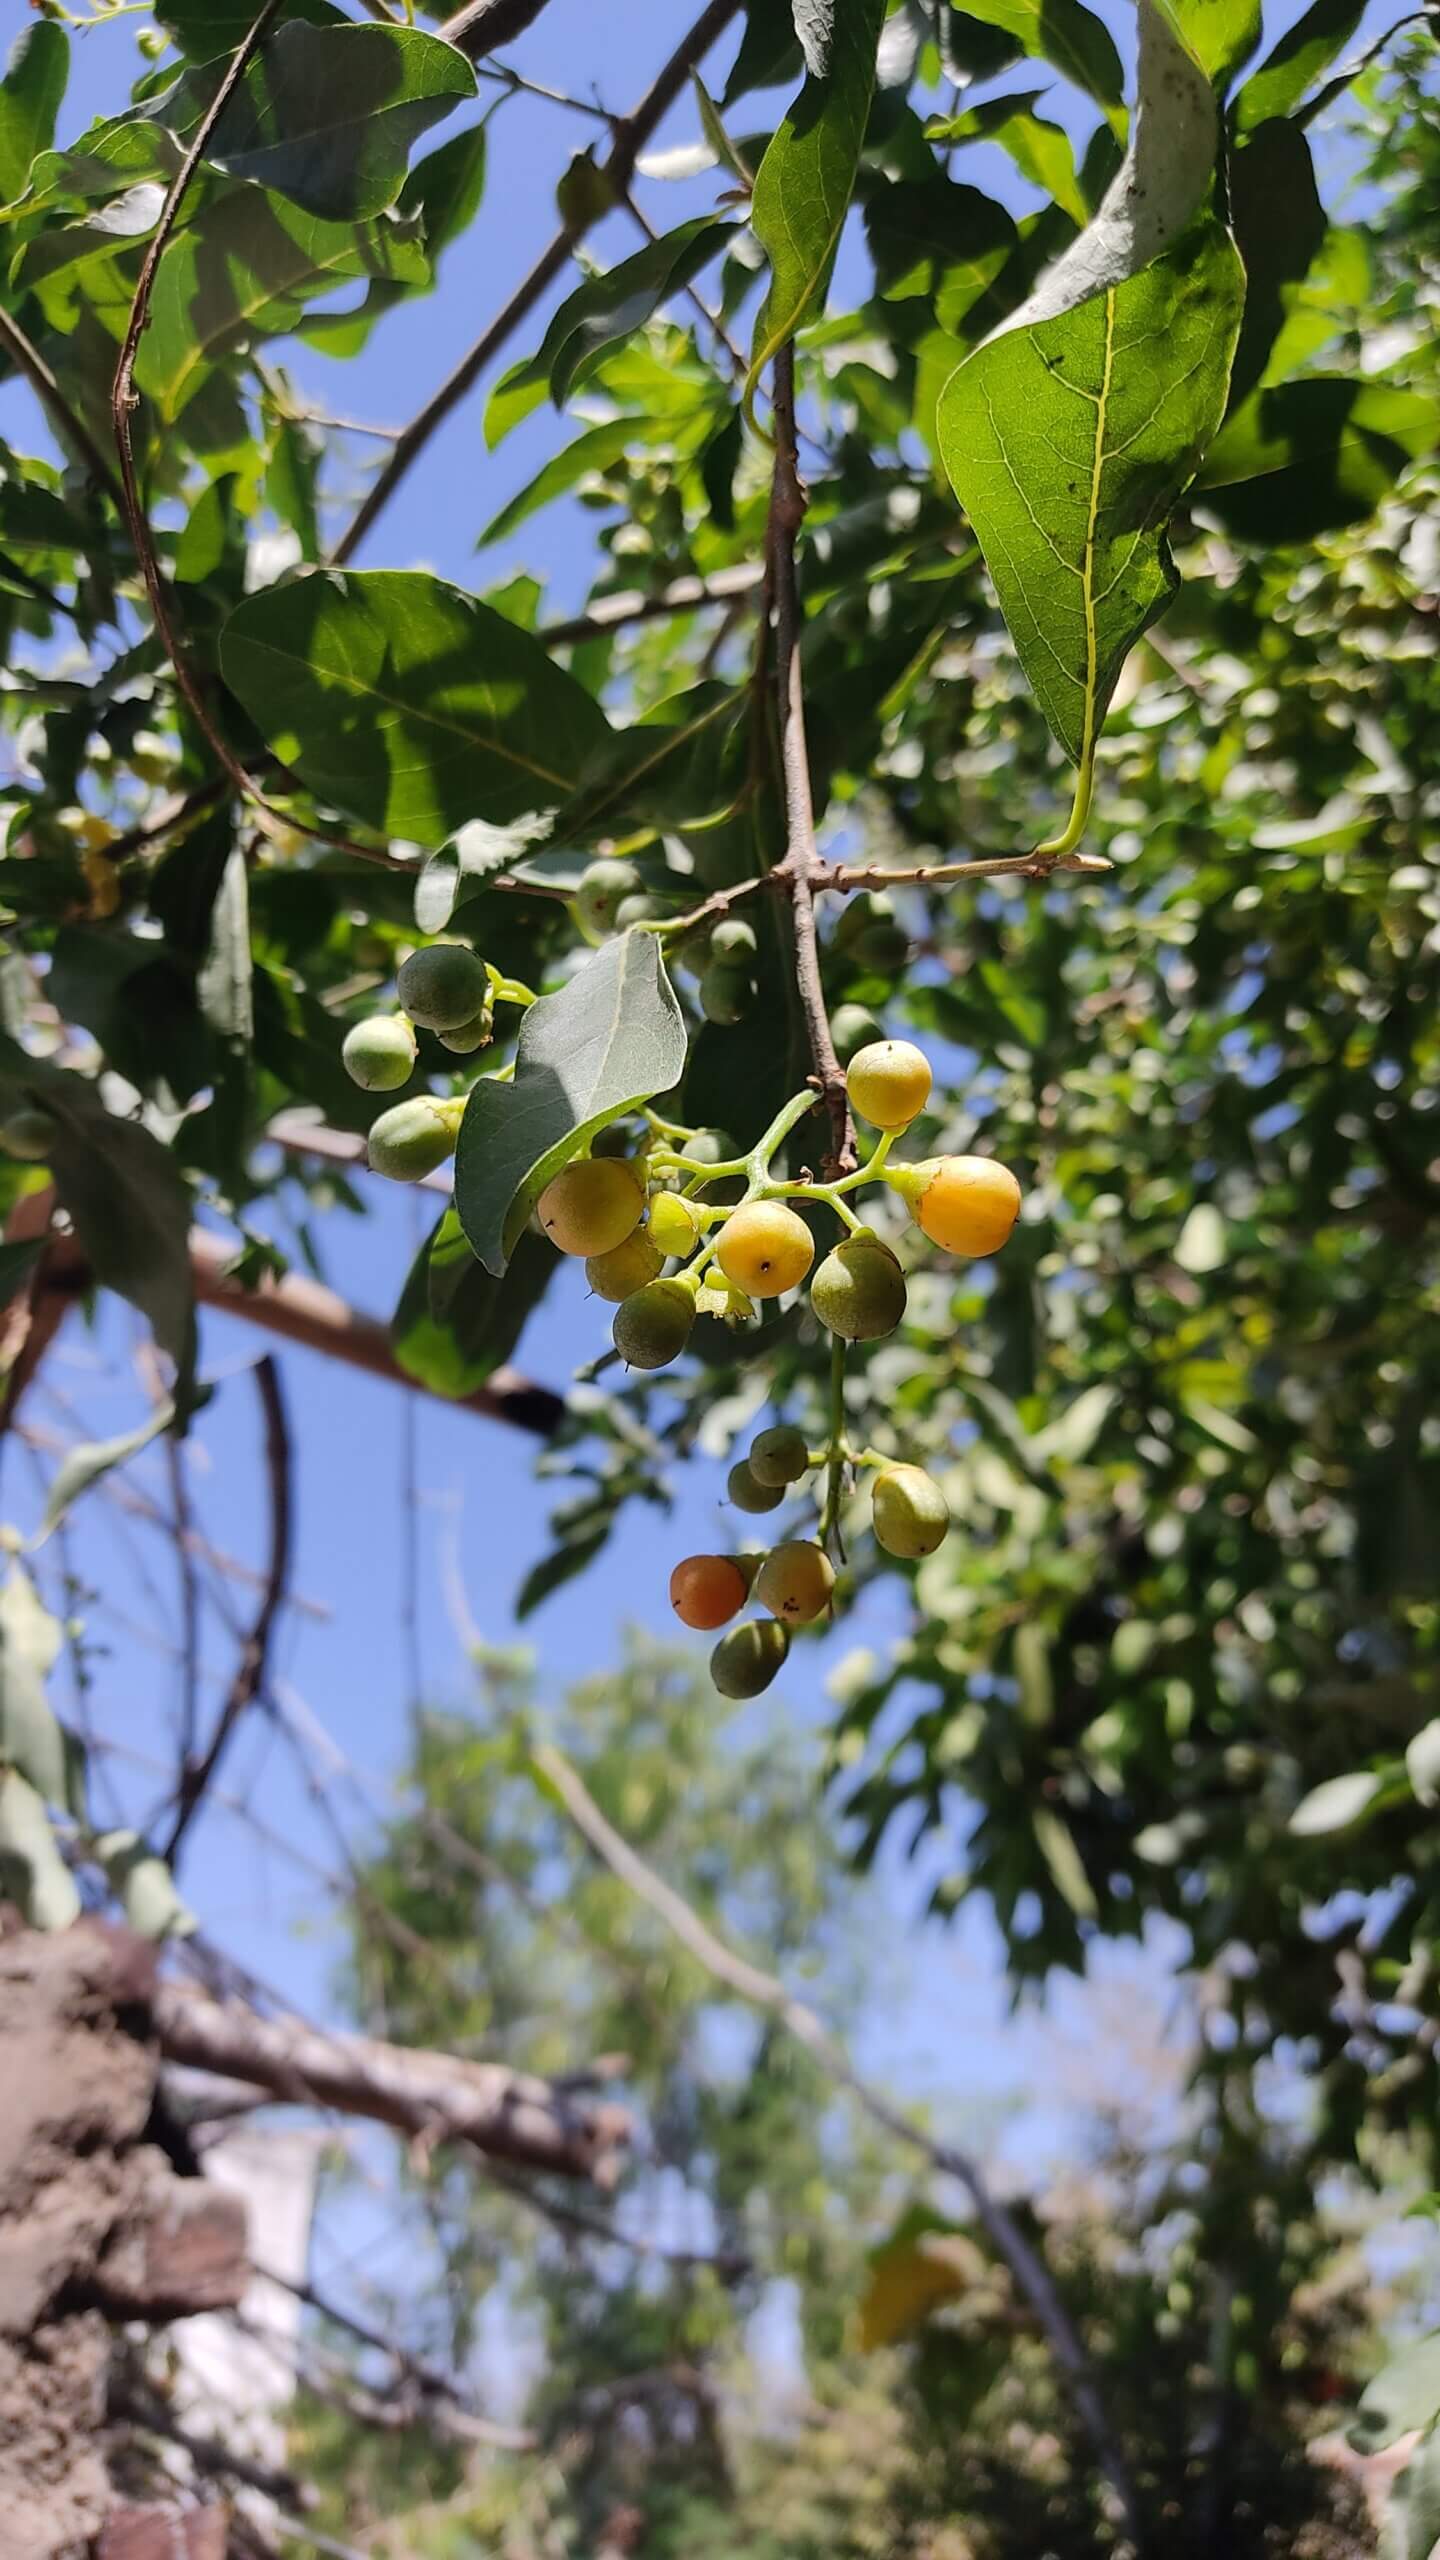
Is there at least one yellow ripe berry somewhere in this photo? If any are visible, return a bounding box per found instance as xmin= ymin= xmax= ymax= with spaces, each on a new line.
xmin=538 ymin=1156 xmax=644 ymax=1257
xmin=846 ymin=1039 xmax=932 ymax=1132
xmin=872 ymin=1463 xmax=950 ymax=1559
xmin=586 ymin=1230 xmax=664 ymax=1302
xmin=755 ymin=1539 xmax=836 ymax=1625
xmin=710 ymin=1619 xmax=789 ymax=1699
xmin=669 ymin=1553 xmax=748 ymax=1631
xmin=907 ymin=1155 xmax=1021 ymax=1258
xmin=647 ymin=1192 xmax=699 ymax=1257
xmin=715 ymin=1201 xmax=814 ymax=1299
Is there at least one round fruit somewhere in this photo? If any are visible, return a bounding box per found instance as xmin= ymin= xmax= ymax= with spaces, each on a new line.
xmin=586 ymin=1230 xmax=664 ymax=1303
xmin=836 ymin=892 xmax=908 ymax=973
xmin=576 ymin=856 xmax=643 ymax=935
xmin=614 ymin=892 xmax=658 ymax=929
xmin=0 ymin=1106 xmax=54 ymax=1162
xmin=755 ymin=1539 xmax=836 ymax=1625
xmin=831 ymin=1003 xmax=885 ymax=1065
xmin=366 ymin=1097 xmax=457 ymax=1183
xmin=710 ymin=1619 xmax=790 ymax=1699
xmin=341 ymin=1015 xmax=416 ymax=1093
xmin=872 ymin=1463 xmax=950 ymax=1559
xmin=810 ymin=1232 xmax=907 ymax=1341
xmin=727 ymin=1459 xmax=783 ymax=1515
xmin=715 ymin=1201 xmax=814 ymax=1299
xmin=538 ymin=1157 xmax=644 ymax=1257
xmin=749 ymin=1424 xmax=810 ymax=1489
xmin=699 ymin=960 xmax=752 ymax=1027
xmin=846 ymin=1038 xmax=932 ymax=1132
xmin=396 ymin=943 xmax=489 ymax=1032
xmin=612 ymin=1277 xmax=695 ymax=1370
xmin=438 ymin=1011 xmax=491 ymax=1056
xmin=710 ymin=916 xmax=758 ymax=964
xmin=907 ymin=1155 xmax=1022 ymax=1257
xmin=669 ymin=1553 xmax=748 ymax=1631
xmin=647 ymin=1192 xmax=699 ymax=1257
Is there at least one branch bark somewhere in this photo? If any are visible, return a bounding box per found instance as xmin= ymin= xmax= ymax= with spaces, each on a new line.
xmin=332 ymin=0 xmax=742 ymax=565
xmin=153 ymin=1978 xmax=630 ymax=2182
xmin=440 ymin=0 xmax=555 ymax=54
xmin=534 ymin=1741 xmax=1148 ymax=2550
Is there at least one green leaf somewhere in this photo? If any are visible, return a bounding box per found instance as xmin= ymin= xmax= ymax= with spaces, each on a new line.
xmin=1196 ymin=379 xmax=1437 ymax=542
xmin=546 ymin=682 xmax=739 ymax=847
xmin=37 ymin=1403 xmax=176 ymax=1544
xmin=1013 ymin=1621 xmax=1054 ymax=1727
xmin=946 ymin=0 xmax=1124 ymax=118
xmin=0 ymin=1565 xmax=77 ymax=1813
xmin=1227 ymin=117 xmax=1326 ymax=407
xmin=1153 ymin=0 xmax=1261 ymax=87
xmin=1289 ymin=1769 xmax=1383 ymax=1836
xmin=531 ymin=218 xmax=736 ymax=409
xmin=0 ymin=1236 xmax=43 ymax=1308
xmin=1352 ymin=2335 xmax=1440 ymax=2454
xmin=414 ymin=814 xmax=552 ymax=935
xmin=1406 ymin=1720 xmax=1440 ymax=1810
xmin=199 ymin=22 xmax=476 ymax=222
xmin=221 ymin=569 xmax=610 ymax=846
xmin=479 ymin=409 xmax=709 ymax=549
xmin=515 ymin=1530 xmax=609 ymax=1620
xmin=454 ymin=934 xmax=686 ymax=1275
xmin=392 ymin=1213 xmax=557 ymax=1397
xmin=1233 ymin=0 xmax=1365 ymax=130
xmin=0 ymin=20 xmax=68 ymax=209
xmin=156 ymin=0 xmax=341 ymax=56
xmin=939 ymin=217 xmax=1241 ymax=783
xmin=94 ymin=1829 xmax=195 ymax=1939
xmin=197 ymin=846 xmax=253 ymax=1045
xmin=1034 ymin=1805 xmax=1097 ymax=1917
xmin=746 ymin=0 xmax=886 ymax=402
xmin=0 ymin=1768 xmax=80 ymax=1931
xmin=923 ymin=94 xmax=1087 ymax=226
xmin=865 ymin=174 xmax=1017 ymax=316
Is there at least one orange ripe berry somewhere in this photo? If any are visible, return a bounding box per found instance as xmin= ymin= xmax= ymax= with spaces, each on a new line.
xmin=909 ymin=1155 xmax=1021 ymax=1257
xmin=669 ymin=1554 xmax=748 ymax=1631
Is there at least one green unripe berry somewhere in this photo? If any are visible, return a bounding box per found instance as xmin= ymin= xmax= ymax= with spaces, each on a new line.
xmin=438 ymin=1010 xmax=492 ymax=1056
xmin=586 ymin=1229 xmax=664 ymax=1302
xmin=727 ymin=1459 xmax=783 ymax=1515
xmin=872 ymin=1463 xmax=950 ymax=1559
xmin=710 ymin=1618 xmax=789 ymax=1699
xmin=678 ymin=1131 xmax=729 ymax=1168
xmin=749 ymin=1425 xmax=810 ymax=1490
xmin=0 ymin=1106 xmax=55 ymax=1162
xmin=342 ymin=1014 xmax=418 ymax=1092
xmin=397 ymin=943 xmax=489 ymax=1031
xmin=831 ymin=1003 xmax=885 ymax=1065
xmin=836 ymin=893 xmax=907 ymax=973
xmin=576 ymin=857 xmax=643 ymax=936
xmin=366 ymin=1097 xmax=457 ymax=1183
xmin=614 ymin=892 xmax=658 ymax=929
xmin=810 ymin=1232 xmax=907 ymax=1341
xmin=612 ymin=1277 xmax=695 ymax=1370
xmin=647 ymin=1192 xmax=699 ymax=1257
xmin=709 ymin=916 xmax=757 ymax=964
xmin=699 ymin=961 xmax=753 ymax=1027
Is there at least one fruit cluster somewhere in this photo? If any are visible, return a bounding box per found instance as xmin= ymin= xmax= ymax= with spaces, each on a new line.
xmin=341 ymin=943 xmax=534 ymax=1179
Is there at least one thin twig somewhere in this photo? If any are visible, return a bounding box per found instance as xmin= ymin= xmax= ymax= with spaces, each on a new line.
xmin=165 ymin=1354 xmax=292 ymax=1867
xmin=541 ymin=563 xmax=764 ymax=646
xmin=534 ymin=1740 xmax=1149 ymax=2553
xmin=242 ymin=2271 xmax=540 ymax=2447
xmin=766 ymin=344 xmax=855 ymax=1175
xmin=0 ymin=308 xmax=126 ymax=509
xmin=333 ymin=0 xmax=743 ymax=565
xmin=476 ymin=59 xmax=615 ymax=123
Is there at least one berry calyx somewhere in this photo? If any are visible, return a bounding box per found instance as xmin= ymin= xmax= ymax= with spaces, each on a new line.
xmin=341 ymin=1015 xmax=417 ymax=1093
xmin=755 ymin=1539 xmax=836 ymax=1625
xmin=710 ymin=1618 xmax=789 ymax=1699
xmin=669 ymin=1554 xmax=748 ymax=1631
xmin=0 ymin=1106 xmax=55 ymax=1161
xmin=396 ymin=943 xmax=489 ymax=1032
xmin=728 ymin=1459 xmax=784 ymax=1514
xmin=715 ymin=1201 xmax=814 ymax=1299
xmin=646 ymin=1192 xmax=699 ymax=1257
xmin=810 ymin=1231 xmax=907 ymax=1341
xmin=586 ymin=1230 xmax=664 ymax=1302
xmin=748 ymin=1424 xmax=810 ymax=1489
xmin=538 ymin=1156 xmax=644 ymax=1257
xmin=612 ymin=1277 xmax=695 ymax=1370
xmin=366 ymin=1097 xmax=458 ymax=1183
xmin=894 ymin=1155 xmax=1022 ymax=1257
xmin=576 ymin=857 xmax=643 ymax=936
xmin=872 ymin=1463 xmax=950 ymax=1559
xmin=845 ymin=1039 xmax=932 ymax=1132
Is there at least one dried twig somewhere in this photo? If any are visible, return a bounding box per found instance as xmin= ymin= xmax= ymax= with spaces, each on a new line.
xmin=250 ymin=2263 xmax=540 ymax=2446
xmin=534 ymin=1741 xmax=1149 ymax=2551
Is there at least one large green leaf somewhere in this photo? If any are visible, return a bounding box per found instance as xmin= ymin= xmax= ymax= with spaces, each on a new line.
xmin=0 ymin=20 xmax=68 ymax=209
xmin=864 ymin=174 xmax=1018 ymax=316
xmin=455 ymin=934 xmax=686 ymax=1275
xmin=479 ymin=407 xmax=713 ymax=549
xmin=155 ymin=0 xmax=341 ymax=56
xmin=946 ymin=0 xmax=1124 ymax=118
xmin=938 ymin=218 xmax=1241 ymax=780
xmin=747 ymin=0 xmax=886 ymax=402
xmin=1233 ymin=0 xmax=1365 ymax=129
xmin=392 ymin=1212 xmax=557 ymax=1397
xmin=1352 ymin=2334 xmax=1440 ymax=2453
xmin=529 ymin=218 xmax=737 ymax=408
xmin=1154 ymin=0 xmax=1261 ymax=87
xmin=923 ymin=94 xmax=1086 ymax=226
xmin=1227 ymin=117 xmax=1326 ymax=407
xmin=198 ymin=22 xmax=475 ymax=221
xmin=221 ymin=569 xmax=610 ymax=845
xmin=1196 ymin=378 xmax=1436 ymax=541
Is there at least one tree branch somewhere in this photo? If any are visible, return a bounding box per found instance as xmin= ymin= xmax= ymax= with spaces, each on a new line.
xmin=332 ymin=0 xmax=742 ymax=565
xmin=542 ymin=562 xmax=765 ymax=648
xmin=153 ymin=1976 xmax=630 ymax=2182
xmin=440 ymin=0 xmax=556 ymax=56
xmin=766 ymin=345 xmax=855 ymax=1175
xmin=534 ymin=1740 xmax=1149 ymax=2550
xmin=164 ymin=1353 xmax=291 ymax=1867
